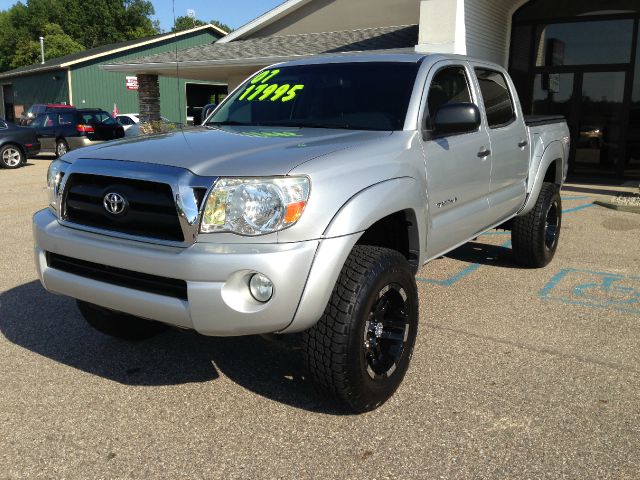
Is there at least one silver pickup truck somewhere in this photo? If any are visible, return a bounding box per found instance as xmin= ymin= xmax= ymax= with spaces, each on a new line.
xmin=34 ymin=53 xmax=569 ymax=412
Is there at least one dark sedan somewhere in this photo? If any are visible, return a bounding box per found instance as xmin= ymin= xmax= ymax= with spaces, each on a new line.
xmin=0 ymin=117 xmax=40 ymax=169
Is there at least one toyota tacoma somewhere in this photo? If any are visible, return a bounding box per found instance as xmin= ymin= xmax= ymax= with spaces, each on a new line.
xmin=33 ymin=54 xmax=570 ymax=412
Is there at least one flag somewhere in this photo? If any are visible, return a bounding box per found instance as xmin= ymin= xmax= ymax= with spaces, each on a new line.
xmin=112 ymin=103 xmax=119 ymax=118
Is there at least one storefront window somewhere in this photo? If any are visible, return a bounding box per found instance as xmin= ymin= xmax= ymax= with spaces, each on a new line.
xmin=514 ymin=0 xmax=638 ymax=23
xmin=534 ymin=20 xmax=634 ymax=66
xmin=628 ymin=28 xmax=640 ymax=177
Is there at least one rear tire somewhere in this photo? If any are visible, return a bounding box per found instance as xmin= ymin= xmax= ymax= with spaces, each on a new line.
xmin=303 ymin=246 xmax=419 ymax=413
xmin=511 ymin=182 xmax=562 ymax=268
xmin=77 ymin=300 xmax=168 ymax=341
xmin=55 ymin=139 xmax=69 ymax=158
xmin=0 ymin=144 xmax=25 ymax=168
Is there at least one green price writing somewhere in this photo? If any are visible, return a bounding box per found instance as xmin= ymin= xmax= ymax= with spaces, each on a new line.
xmin=239 ymin=69 xmax=304 ymax=103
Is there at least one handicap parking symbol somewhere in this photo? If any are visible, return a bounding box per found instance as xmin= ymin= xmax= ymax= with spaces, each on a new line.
xmin=539 ymin=269 xmax=640 ymax=314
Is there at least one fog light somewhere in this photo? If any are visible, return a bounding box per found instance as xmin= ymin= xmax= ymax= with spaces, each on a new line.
xmin=249 ymin=273 xmax=273 ymax=302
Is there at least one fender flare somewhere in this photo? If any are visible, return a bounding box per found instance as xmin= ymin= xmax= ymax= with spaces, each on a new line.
xmin=280 ymin=177 xmax=426 ymax=333
xmin=322 ymin=176 xmax=426 ymax=243
xmin=519 ymin=140 xmax=564 ymax=216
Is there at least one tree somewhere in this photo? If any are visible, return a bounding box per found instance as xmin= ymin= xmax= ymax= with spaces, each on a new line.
xmin=0 ymin=0 xmax=161 ymax=71
xmin=10 ymin=23 xmax=84 ymax=68
xmin=172 ymin=15 xmax=232 ymax=34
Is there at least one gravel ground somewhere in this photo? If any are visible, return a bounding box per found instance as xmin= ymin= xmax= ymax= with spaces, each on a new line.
xmin=1 ymin=158 xmax=639 ymax=479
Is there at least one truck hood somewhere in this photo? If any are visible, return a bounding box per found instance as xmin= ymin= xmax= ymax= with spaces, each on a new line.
xmin=61 ymin=126 xmax=392 ymax=177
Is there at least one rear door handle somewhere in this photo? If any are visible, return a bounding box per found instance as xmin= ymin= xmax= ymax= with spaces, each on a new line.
xmin=477 ymin=148 xmax=491 ymax=158
xmin=518 ymin=140 xmax=528 ymax=148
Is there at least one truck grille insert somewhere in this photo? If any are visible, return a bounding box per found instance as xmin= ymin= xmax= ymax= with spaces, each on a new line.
xmin=46 ymin=252 xmax=188 ymax=301
xmin=63 ymin=173 xmax=184 ymax=242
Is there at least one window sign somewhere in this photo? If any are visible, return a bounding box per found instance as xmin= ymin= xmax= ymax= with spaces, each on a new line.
xmin=238 ymin=69 xmax=305 ymax=103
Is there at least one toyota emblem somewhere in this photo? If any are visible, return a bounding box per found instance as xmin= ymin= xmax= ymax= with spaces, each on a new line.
xmin=103 ymin=192 xmax=127 ymax=215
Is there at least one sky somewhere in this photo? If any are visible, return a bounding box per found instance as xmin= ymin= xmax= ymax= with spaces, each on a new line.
xmin=0 ymin=0 xmax=285 ymax=32
xmin=151 ymin=0 xmax=284 ymax=32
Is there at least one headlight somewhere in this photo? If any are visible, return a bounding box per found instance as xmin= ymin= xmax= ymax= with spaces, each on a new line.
xmin=201 ymin=177 xmax=310 ymax=235
xmin=47 ymin=159 xmax=69 ymax=211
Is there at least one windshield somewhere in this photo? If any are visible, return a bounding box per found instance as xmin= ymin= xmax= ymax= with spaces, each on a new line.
xmin=206 ymin=62 xmax=420 ymax=131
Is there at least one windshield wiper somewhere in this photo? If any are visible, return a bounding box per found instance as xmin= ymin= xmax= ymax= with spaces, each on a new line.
xmin=257 ymin=120 xmax=355 ymax=130
xmin=207 ymin=120 xmax=255 ymax=126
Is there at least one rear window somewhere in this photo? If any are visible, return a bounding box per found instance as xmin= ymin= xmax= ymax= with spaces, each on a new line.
xmin=81 ymin=111 xmax=116 ymax=125
xmin=475 ymin=68 xmax=516 ymax=128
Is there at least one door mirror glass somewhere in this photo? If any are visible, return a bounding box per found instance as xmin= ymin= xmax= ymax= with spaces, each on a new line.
xmin=432 ymin=103 xmax=481 ymax=137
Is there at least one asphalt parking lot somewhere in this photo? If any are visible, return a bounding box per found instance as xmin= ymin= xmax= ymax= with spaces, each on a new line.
xmin=1 ymin=157 xmax=639 ymax=479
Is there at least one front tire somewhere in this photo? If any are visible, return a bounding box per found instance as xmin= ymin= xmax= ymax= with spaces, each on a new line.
xmin=77 ymin=300 xmax=168 ymax=341
xmin=511 ymin=182 xmax=562 ymax=268
xmin=0 ymin=144 xmax=25 ymax=168
xmin=303 ymin=246 xmax=418 ymax=413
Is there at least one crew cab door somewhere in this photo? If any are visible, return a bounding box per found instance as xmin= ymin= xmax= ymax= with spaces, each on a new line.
xmin=472 ymin=67 xmax=529 ymax=219
xmin=420 ymin=62 xmax=493 ymax=259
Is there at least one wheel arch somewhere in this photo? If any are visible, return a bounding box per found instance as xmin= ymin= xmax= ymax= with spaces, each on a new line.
xmin=520 ymin=140 xmax=564 ymax=216
xmin=322 ymin=177 xmax=426 ymax=268
xmin=0 ymin=141 xmax=26 ymax=158
xmin=282 ymin=178 xmax=426 ymax=334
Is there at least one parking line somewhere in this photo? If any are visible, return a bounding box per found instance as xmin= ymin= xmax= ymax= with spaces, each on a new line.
xmin=562 ymin=203 xmax=595 ymax=214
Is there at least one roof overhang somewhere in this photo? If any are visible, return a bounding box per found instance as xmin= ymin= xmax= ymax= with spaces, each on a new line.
xmin=101 ymin=48 xmax=416 ymax=82
xmin=218 ymin=0 xmax=312 ymax=43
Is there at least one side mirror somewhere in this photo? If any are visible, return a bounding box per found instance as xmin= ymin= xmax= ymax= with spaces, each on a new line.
xmin=429 ymin=103 xmax=481 ymax=138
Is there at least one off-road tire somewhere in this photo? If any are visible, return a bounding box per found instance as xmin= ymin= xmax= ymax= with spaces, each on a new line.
xmin=77 ymin=300 xmax=168 ymax=341
xmin=511 ymin=182 xmax=562 ymax=268
xmin=0 ymin=144 xmax=25 ymax=168
xmin=303 ymin=246 xmax=419 ymax=413
xmin=55 ymin=139 xmax=69 ymax=158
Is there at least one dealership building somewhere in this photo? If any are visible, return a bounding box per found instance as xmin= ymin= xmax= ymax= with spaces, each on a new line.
xmin=103 ymin=0 xmax=640 ymax=179
xmin=0 ymin=25 xmax=227 ymax=125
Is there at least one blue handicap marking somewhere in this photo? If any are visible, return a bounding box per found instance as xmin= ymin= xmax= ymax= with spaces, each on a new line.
xmin=540 ymin=269 xmax=640 ymax=314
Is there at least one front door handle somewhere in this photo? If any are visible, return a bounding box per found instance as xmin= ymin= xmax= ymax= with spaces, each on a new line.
xmin=477 ymin=148 xmax=491 ymax=158
xmin=518 ymin=140 xmax=528 ymax=148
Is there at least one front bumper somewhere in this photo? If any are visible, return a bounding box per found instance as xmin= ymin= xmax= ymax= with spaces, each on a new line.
xmin=33 ymin=208 xmax=321 ymax=336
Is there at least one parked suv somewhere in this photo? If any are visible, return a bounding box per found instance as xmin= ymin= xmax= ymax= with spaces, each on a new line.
xmin=31 ymin=108 xmax=125 ymax=157
xmin=19 ymin=103 xmax=74 ymax=126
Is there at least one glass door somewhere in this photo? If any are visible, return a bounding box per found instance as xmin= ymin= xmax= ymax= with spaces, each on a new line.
xmin=532 ymin=70 xmax=629 ymax=175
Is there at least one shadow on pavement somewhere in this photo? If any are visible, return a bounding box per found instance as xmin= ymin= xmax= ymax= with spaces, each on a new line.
xmin=0 ymin=281 xmax=346 ymax=415
xmin=446 ymin=241 xmax=517 ymax=268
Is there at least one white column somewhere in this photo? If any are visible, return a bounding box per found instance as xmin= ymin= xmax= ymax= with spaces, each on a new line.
xmin=415 ymin=0 xmax=467 ymax=55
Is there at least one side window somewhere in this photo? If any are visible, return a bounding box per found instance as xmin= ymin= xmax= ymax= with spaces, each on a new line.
xmin=118 ymin=116 xmax=132 ymax=125
xmin=31 ymin=116 xmax=45 ymax=128
xmin=0 ymin=120 xmax=7 ymax=129
xmin=58 ymin=113 xmax=75 ymax=125
xmin=43 ymin=114 xmax=58 ymax=127
xmin=474 ymin=68 xmax=516 ymax=128
xmin=427 ymin=67 xmax=472 ymax=120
